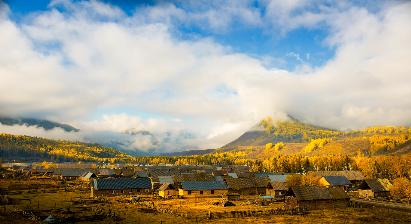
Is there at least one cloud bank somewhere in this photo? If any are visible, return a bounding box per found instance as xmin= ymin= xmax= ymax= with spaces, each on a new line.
xmin=0 ymin=0 xmax=410 ymax=152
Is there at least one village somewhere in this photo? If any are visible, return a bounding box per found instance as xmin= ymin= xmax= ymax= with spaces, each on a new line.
xmin=1 ymin=162 xmax=410 ymax=223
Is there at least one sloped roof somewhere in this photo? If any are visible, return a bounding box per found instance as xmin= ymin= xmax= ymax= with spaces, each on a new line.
xmin=158 ymin=176 xmax=174 ymax=184
xmin=181 ymin=181 xmax=228 ymax=190
xmin=291 ymin=186 xmax=348 ymax=201
xmin=159 ymin=183 xmax=175 ymax=191
xmin=271 ymin=182 xmax=288 ymax=191
xmin=93 ymin=177 xmax=152 ymax=190
xmin=322 ymin=176 xmax=352 ymax=186
xmin=328 ymin=187 xmax=350 ymax=200
xmin=364 ymin=179 xmax=391 ymax=192
xmin=268 ymin=175 xmax=288 ymax=183
xmin=308 ymin=171 xmax=365 ymax=181
xmin=82 ymin=172 xmax=96 ymax=179
xmin=225 ymin=178 xmax=255 ymax=190
xmin=227 ymin=173 xmax=238 ymax=178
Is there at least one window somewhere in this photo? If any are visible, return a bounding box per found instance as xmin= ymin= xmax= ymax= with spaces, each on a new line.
xmin=211 ymin=190 xmax=214 ymax=194
xmin=188 ymin=190 xmax=191 ymax=195
xmin=200 ymin=191 xmax=203 ymax=195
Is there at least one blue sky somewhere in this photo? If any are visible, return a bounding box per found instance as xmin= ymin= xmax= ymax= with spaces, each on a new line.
xmin=5 ymin=0 xmax=335 ymax=70
xmin=1 ymin=0 xmax=410 ymax=152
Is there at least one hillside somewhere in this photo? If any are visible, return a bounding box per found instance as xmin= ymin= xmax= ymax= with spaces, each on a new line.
xmin=224 ymin=116 xmax=343 ymax=149
xmin=0 ymin=116 xmax=79 ymax=132
xmin=0 ymin=133 xmax=131 ymax=162
xmin=221 ymin=116 xmax=411 ymax=158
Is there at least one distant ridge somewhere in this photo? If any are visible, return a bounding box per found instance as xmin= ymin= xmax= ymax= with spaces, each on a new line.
xmin=223 ymin=115 xmax=342 ymax=149
xmin=0 ymin=116 xmax=79 ymax=132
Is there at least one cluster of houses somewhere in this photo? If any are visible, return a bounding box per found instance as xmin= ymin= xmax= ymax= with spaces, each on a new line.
xmin=1 ymin=163 xmax=394 ymax=209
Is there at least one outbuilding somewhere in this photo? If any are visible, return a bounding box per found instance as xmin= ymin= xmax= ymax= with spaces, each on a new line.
xmin=179 ymin=181 xmax=228 ymax=198
xmin=91 ymin=177 xmax=152 ymax=197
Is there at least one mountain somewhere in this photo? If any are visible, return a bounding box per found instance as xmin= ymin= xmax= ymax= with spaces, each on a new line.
xmin=216 ymin=116 xmax=411 ymax=158
xmin=223 ymin=115 xmax=342 ymax=149
xmin=0 ymin=116 xmax=79 ymax=132
xmin=0 ymin=133 xmax=131 ymax=162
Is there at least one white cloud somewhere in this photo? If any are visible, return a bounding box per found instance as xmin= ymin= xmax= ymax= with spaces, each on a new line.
xmin=0 ymin=1 xmax=410 ymax=152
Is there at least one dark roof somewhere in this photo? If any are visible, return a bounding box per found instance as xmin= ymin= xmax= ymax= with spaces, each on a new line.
xmin=322 ymin=176 xmax=352 ymax=186
xmin=93 ymin=177 xmax=152 ymax=190
xmin=309 ymin=171 xmax=365 ymax=181
xmin=225 ymin=178 xmax=255 ymax=190
xmin=291 ymin=186 xmax=349 ymax=201
xmin=363 ymin=179 xmax=391 ymax=192
xmin=181 ymin=181 xmax=228 ymax=190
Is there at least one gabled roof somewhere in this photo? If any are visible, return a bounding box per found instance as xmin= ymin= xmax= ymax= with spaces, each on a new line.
xmin=322 ymin=176 xmax=352 ymax=186
xmin=225 ymin=178 xmax=255 ymax=190
xmin=82 ymin=172 xmax=96 ymax=179
xmin=291 ymin=186 xmax=349 ymax=201
xmin=181 ymin=181 xmax=228 ymax=190
xmin=93 ymin=177 xmax=152 ymax=190
xmin=308 ymin=171 xmax=365 ymax=181
xmin=363 ymin=179 xmax=391 ymax=192
xmin=159 ymin=183 xmax=175 ymax=191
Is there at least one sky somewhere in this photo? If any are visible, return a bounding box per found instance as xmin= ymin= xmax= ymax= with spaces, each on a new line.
xmin=0 ymin=0 xmax=411 ymax=153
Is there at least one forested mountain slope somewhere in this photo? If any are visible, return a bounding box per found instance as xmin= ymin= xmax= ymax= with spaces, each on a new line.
xmin=0 ymin=133 xmax=130 ymax=162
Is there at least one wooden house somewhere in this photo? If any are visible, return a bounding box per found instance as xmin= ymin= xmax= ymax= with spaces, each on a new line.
xmin=288 ymin=186 xmax=349 ymax=210
xmin=309 ymin=171 xmax=365 ymax=187
xmin=54 ymin=169 xmax=88 ymax=180
xmin=357 ymin=179 xmax=392 ymax=199
xmin=91 ymin=177 xmax=152 ymax=197
xmin=252 ymin=177 xmax=272 ymax=195
xmin=158 ymin=183 xmax=177 ymax=198
xmin=225 ymin=177 xmax=256 ymax=195
xmin=269 ymin=182 xmax=288 ymax=198
xmin=319 ymin=176 xmax=352 ymax=190
xmin=80 ymin=172 xmax=96 ymax=182
xmin=178 ymin=181 xmax=228 ymax=198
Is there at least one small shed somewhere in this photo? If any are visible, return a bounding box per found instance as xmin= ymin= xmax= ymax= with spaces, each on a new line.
xmin=269 ymin=182 xmax=288 ymax=198
xmin=225 ymin=177 xmax=256 ymax=195
xmin=158 ymin=183 xmax=177 ymax=198
xmin=288 ymin=186 xmax=349 ymax=210
xmin=358 ymin=179 xmax=392 ymax=199
xmin=80 ymin=172 xmax=97 ymax=182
